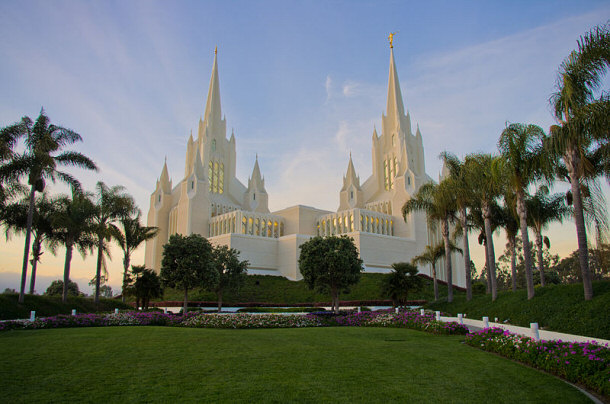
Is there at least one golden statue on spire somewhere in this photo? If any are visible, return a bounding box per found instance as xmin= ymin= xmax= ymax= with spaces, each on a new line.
xmin=388 ymin=32 xmax=398 ymax=48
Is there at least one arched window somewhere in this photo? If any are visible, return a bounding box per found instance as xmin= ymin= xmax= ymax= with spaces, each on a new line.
xmin=211 ymin=139 xmax=216 ymax=152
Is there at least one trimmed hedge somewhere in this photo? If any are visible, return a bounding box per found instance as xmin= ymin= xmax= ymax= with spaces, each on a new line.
xmin=0 ymin=293 xmax=132 ymax=320
xmin=425 ymin=280 xmax=610 ymax=340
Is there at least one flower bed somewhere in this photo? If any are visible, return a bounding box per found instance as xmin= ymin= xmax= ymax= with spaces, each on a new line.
xmin=308 ymin=309 xmax=469 ymax=335
xmin=181 ymin=313 xmax=324 ymax=329
xmin=465 ymin=327 xmax=610 ymax=397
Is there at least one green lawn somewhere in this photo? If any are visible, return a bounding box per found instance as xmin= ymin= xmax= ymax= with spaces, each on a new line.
xmin=0 ymin=327 xmax=589 ymax=403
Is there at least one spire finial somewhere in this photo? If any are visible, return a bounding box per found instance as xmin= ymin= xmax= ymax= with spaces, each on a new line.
xmin=388 ymin=32 xmax=398 ymax=48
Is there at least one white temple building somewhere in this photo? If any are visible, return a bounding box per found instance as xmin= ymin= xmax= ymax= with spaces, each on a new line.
xmin=144 ymin=46 xmax=466 ymax=287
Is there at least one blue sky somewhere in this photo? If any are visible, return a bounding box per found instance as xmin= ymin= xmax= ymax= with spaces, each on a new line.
xmin=1 ymin=1 xmax=609 ymax=294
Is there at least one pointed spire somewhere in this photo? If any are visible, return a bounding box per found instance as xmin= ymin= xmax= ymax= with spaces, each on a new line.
xmin=342 ymin=154 xmax=361 ymax=191
xmin=203 ymin=48 xmax=222 ymax=129
xmin=386 ymin=48 xmax=406 ymax=127
xmin=416 ymin=123 xmax=421 ymax=137
xmin=159 ymin=158 xmax=171 ymax=193
xmin=251 ymin=155 xmax=262 ymax=183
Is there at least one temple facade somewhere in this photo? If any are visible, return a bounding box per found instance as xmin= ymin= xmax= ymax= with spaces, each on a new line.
xmin=144 ymin=46 xmax=465 ymax=286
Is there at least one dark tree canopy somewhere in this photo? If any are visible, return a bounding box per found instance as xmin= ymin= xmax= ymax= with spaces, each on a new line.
xmin=45 ymin=279 xmax=80 ymax=297
xmin=129 ymin=265 xmax=163 ymax=310
xmin=160 ymin=234 xmax=218 ymax=312
xmin=381 ymin=262 xmax=423 ymax=308
xmin=298 ymin=235 xmax=363 ymax=313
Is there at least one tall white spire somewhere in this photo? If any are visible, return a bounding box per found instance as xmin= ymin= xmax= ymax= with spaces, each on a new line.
xmin=342 ymin=154 xmax=360 ymax=191
xmin=203 ymin=47 xmax=222 ymax=130
xmin=385 ymin=48 xmax=405 ymax=128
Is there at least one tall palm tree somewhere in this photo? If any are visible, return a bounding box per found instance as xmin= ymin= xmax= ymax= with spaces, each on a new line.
xmin=411 ymin=244 xmax=444 ymax=301
xmin=402 ymin=180 xmax=458 ymax=302
xmin=115 ymin=212 xmax=158 ymax=302
xmin=53 ymin=191 xmax=97 ymax=303
xmin=465 ymin=153 xmax=505 ymax=301
xmin=498 ymin=122 xmax=548 ymax=300
xmin=2 ymin=192 xmax=59 ymax=294
xmin=499 ymin=193 xmax=520 ymax=292
xmin=1 ymin=110 xmax=97 ymax=303
xmin=91 ymin=181 xmax=135 ymax=304
xmin=526 ymin=186 xmax=571 ymax=286
xmin=412 ymin=241 xmax=462 ymax=301
xmin=441 ymin=152 xmax=474 ymax=300
xmin=548 ymin=24 xmax=610 ymax=300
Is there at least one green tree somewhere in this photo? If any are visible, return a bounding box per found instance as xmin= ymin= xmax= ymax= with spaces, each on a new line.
xmin=45 ymin=279 xmax=80 ymax=297
xmin=465 ymin=153 xmax=505 ymax=301
xmin=2 ymin=192 xmax=58 ymax=294
xmin=526 ymin=186 xmax=571 ymax=286
xmin=0 ymin=117 xmax=27 ymax=211
xmin=381 ymin=262 xmax=423 ymax=308
xmin=91 ymin=182 xmax=135 ymax=304
xmin=298 ymin=235 xmax=363 ymax=314
xmin=160 ymin=234 xmax=218 ymax=314
xmin=129 ymin=265 xmax=163 ymax=310
xmin=411 ymin=241 xmax=462 ymax=301
xmin=402 ymin=180 xmax=457 ymax=302
xmin=0 ymin=110 xmax=97 ymax=303
xmin=115 ymin=212 xmax=157 ymax=302
xmin=499 ymin=193 xmax=520 ymax=292
xmin=548 ymin=24 xmax=610 ymax=300
xmin=440 ymin=152 xmax=474 ymax=300
xmin=210 ymin=245 xmax=248 ymax=313
xmin=498 ymin=122 xmax=548 ymax=300
xmin=52 ymin=191 xmax=97 ymax=302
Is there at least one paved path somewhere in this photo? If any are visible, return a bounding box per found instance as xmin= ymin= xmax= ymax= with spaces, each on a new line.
xmin=440 ymin=315 xmax=610 ymax=345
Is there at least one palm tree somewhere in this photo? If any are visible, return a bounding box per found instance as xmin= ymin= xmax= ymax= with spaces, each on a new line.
xmin=53 ymin=191 xmax=97 ymax=303
xmin=1 ymin=110 xmax=97 ymax=303
xmin=2 ymin=192 xmax=59 ymax=294
xmin=115 ymin=212 xmax=158 ymax=303
xmin=465 ymin=153 xmax=505 ymax=301
xmin=412 ymin=241 xmax=463 ymax=301
xmin=441 ymin=152 xmax=474 ymax=300
xmin=91 ymin=181 xmax=135 ymax=304
xmin=403 ymin=180 xmax=458 ymax=302
xmin=499 ymin=193 xmax=520 ymax=292
xmin=548 ymin=24 xmax=610 ymax=300
xmin=411 ymin=244 xmax=444 ymax=301
xmin=498 ymin=122 xmax=548 ymax=300
xmin=526 ymin=186 xmax=571 ymax=286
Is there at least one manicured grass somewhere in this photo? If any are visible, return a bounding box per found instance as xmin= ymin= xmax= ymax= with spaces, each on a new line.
xmin=425 ymin=280 xmax=610 ymax=340
xmin=157 ymin=273 xmax=462 ymax=304
xmin=0 ymin=327 xmax=589 ymax=403
xmin=0 ymin=293 xmax=132 ymax=320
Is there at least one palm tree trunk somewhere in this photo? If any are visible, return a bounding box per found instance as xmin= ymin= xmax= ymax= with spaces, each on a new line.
xmin=516 ymin=191 xmax=535 ymax=299
xmin=566 ymin=149 xmax=592 ymax=300
xmin=183 ymin=286 xmax=189 ymax=314
xmin=62 ymin=241 xmax=73 ymax=303
xmin=19 ymin=186 xmax=36 ymax=304
xmin=442 ymin=218 xmax=453 ymax=303
xmin=460 ymin=207 xmax=472 ymax=301
xmin=535 ymin=230 xmax=545 ymax=287
xmin=94 ymin=236 xmax=104 ymax=304
xmin=509 ymin=237 xmax=517 ymax=292
xmin=484 ymin=242 xmax=491 ymax=293
xmin=432 ymin=264 xmax=438 ymax=301
xmin=122 ymin=255 xmax=130 ymax=303
xmin=483 ymin=213 xmax=497 ymax=301
xmin=217 ymin=289 xmax=223 ymax=313
xmin=29 ymin=237 xmax=41 ymax=294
